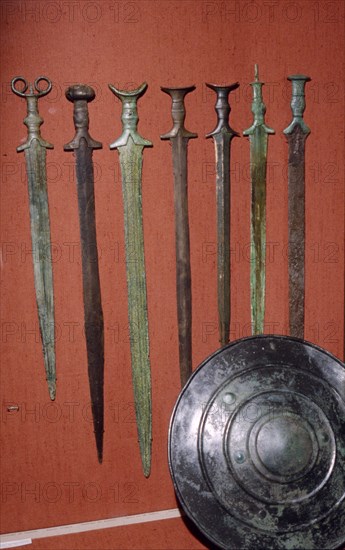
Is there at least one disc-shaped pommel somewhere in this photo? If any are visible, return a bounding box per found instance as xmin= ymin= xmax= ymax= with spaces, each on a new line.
xmin=205 ymin=82 xmax=239 ymax=138
xmin=206 ymin=82 xmax=239 ymax=94
xmin=65 ymin=84 xmax=96 ymax=103
xmin=287 ymin=74 xmax=311 ymax=83
xmin=284 ymin=75 xmax=311 ymax=135
xmin=160 ymin=86 xmax=197 ymax=140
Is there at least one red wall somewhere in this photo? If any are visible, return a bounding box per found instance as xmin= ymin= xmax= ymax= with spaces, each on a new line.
xmin=1 ymin=1 xmax=344 ymax=548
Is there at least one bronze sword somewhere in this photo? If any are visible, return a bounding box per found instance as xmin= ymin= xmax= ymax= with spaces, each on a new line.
xmin=206 ymin=83 xmax=239 ymax=346
xmin=109 ymin=82 xmax=152 ymax=477
xmin=243 ymin=66 xmax=274 ymax=335
xmin=11 ymin=76 xmax=56 ymax=400
xmin=284 ymin=75 xmax=311 ymax=339
xmin=161 ymin=86 xmax=197 ymax=387
xmin=64 ymin=85 xmax=104 ymax=463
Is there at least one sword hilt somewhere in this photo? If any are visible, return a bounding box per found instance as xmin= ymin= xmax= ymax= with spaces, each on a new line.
xmin=160 ymin=86 xmax=197 ymax=140
xmin=284 ymin=75 xmax=311 ymax=135
xmin=243 ymin=65 xmax=274 ymax=136
xmin=205 ymin=83 xmax=240 ymax=138
xmin=11 ymin=76 xmax=54 ymax=152
xmin=64 ymin=85 xmax=102 ymax=150
xmin=108 ymin=82 xmax=152 ymax=149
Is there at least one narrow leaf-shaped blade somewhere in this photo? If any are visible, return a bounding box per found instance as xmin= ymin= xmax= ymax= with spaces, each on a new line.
xmin=75 ymin=140 xmax=104 ymax=463
xmin=64 ymin=84 xmax=104 ymax=463
xmin=109 ymin=82 xmax=152 ymax=476
xmin=26 ymin=141 xmax=56 ymax=400
xmin=119 ymin=139 xmax=151 ymax=476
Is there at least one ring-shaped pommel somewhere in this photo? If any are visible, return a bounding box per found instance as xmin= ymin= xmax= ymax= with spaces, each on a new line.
xmin=11 ymin=76 xmax=52 ymax=98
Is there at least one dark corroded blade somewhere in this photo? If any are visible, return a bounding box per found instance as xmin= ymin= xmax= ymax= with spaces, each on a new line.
xmin=161 ymin=86 xmax=197 ymax=387
xmin=109 ymin=82 xmax=152 ymax=477
xmin=64 ymin=85 xmax=104 ymax=463
xmin=11 ymin=76 xmax=56 ymax=400
xmin=243 ymin=66 xmax=274 ymax=335
xmin=206 ymin=83 xmax=239 ymax=346
xmin=284 ymin=75 xmax=311 ymax=339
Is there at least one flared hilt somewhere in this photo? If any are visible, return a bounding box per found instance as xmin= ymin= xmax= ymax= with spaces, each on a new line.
xmin=108 ymin=82 xmax=152 ymax=149
xmin=284 ymin=75 xmax=311 ymax=135
xmin=11 ymin=76 xmax=54 ymax=152
xmin=243 ymin=65 xmax=274 ymax=136
xmin=205 ymin=82 xmax=240 ymax=138
xmin=64 ymin=84 xmax=102 ymax=150
xmin=160 ymin=86 xmax=197 ymax=140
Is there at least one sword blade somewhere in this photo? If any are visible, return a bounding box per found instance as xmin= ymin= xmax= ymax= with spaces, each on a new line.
xmin=64 ymin=85 xmax=104 ymax=463
xmin=284 ymin=75 xmax=310 ymax=339
xmin=287 ymin=127 xmax=307 ymax=338
xmin=26 ymin=141 xmax=56 ymax=400
xmin=243 ymin=66 xmax=274 ymax=335
xmin=172 ymin=136 xmax=192 ymax=385
xmin=249 ymin=128 xmax=268 ymax=335
xmin=75 ymin=140 xmax=104 ymax=463
xmin=109 ymin=82 xmax=152 ymax=477
xmin=215 ymin=134 xmax=231 ymax=345
xmin=119 ymin=140 xmax=151 ymax=477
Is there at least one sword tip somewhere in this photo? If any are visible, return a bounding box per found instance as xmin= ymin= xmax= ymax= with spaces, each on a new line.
xmin=48 ymin=381 xmax=56 ymax=401
xmin=95 ymin=428 xmax=104 ymax=464
xmin=142 ymin=458 xmax=151 ymax=478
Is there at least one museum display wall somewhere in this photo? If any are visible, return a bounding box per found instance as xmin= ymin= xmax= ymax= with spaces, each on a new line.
xmin=1 ymin=1 xmax=344 ymax=548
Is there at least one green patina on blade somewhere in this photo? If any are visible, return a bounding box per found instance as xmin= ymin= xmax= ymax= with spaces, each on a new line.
xmin=244 ymin=66 xmax=274 ymax=335
xmin=12 ymin=77 xmax=56 ymax=400
xmin=25 ymin=142 xmax=55 ymax=398
xmin=109 ymin=82 xmax=152 ymax=477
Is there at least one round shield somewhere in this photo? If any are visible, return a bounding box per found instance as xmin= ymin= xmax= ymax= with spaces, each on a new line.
xmin=168 ymin=336 xmax=345 ymax=549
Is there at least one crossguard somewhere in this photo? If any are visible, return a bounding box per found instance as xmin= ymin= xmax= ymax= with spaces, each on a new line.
xmin=205 ymin=82 xmax=240 ymax=138
xmin=11 ymin=76 xmax=52 ymax=98
xmin=109 ymin=82 xmax=152 ymax=149
xmin=11 ymin=75 xmax=53 ymax=152
xmin=160 ymin=86 xmax=197 ymax=140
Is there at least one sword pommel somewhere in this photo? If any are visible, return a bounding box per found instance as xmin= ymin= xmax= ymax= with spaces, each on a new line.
xmin=243 ymin=65 xmax=274 ymax=136
xmin=284 ymin=75 xmax=311 ymax=135
xmin=64 ymin=84 xmax=102 ymax=150
xmin=11 ymin=76 xmax=54 ymax=152
xmin=109 ymin=82 xmax=152 ymax=148
xmin=205 ymin=83 xmax=239 ymax=138
xmin=160 ymin=86 xmax=197 ymax=140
